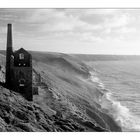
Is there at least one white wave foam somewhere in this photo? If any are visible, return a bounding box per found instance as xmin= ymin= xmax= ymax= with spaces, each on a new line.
xmin=90 ymin=72 xmax=105 ymax=89
xmin=89 ymin=71 xmax=140 ymax=131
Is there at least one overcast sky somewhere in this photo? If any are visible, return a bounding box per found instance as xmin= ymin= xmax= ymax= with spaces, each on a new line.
xmin=1 ymin=9 xmax=140 ymax=54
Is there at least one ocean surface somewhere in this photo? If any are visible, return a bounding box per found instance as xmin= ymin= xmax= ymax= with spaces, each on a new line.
xmin=87 ymin=60 xmax=140 ymax=132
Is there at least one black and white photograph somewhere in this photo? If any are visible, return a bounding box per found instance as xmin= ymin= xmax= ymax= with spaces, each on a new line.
xmin=1 ymin=7 xmax=140 ymax=133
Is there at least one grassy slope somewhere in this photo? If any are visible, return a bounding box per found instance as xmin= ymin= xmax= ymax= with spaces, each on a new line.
xmin=31 ymin=51 xmax=121 ymax=131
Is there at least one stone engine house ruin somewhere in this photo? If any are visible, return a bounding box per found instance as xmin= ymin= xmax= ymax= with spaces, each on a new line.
xmin=5 ymin=24 xmax=33 ymax=101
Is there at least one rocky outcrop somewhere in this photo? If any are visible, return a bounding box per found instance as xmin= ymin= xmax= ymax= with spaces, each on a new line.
xmin=0 ymin=86 xmax=86 ymax=132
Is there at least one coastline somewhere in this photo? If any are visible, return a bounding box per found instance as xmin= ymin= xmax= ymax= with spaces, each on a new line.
xmin=89 ymin=70 xmax=140 ymax=132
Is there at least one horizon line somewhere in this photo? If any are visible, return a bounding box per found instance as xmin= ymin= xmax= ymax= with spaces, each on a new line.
xmin=1 ymin=49 xmax=140 ymax=56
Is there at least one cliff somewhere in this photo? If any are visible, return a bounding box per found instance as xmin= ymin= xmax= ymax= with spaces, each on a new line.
xmin=0 ymin=51 xmax=122 ymax=132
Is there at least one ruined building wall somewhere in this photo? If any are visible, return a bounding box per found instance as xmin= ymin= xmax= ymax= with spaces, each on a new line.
xmin=10 ymin=67 xmax=32 ymax=101
xmin=10 ymin=49 xmax=33 ymax=101
xmin=5 ymin=24 xmax=33 ymax=101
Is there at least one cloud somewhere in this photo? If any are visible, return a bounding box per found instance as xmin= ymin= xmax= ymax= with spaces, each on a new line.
xmin=27 ymin=9 xmax=102 ymax=32
xmin=29 ymin=9 xmax=134 ymax=42
xmin=0 ymin=9 xmax=140 ymax=54
xmin=0 ymin=9 xmax=135 ymax=41
xmin=104 ymin=14 xmax=130 ymax=28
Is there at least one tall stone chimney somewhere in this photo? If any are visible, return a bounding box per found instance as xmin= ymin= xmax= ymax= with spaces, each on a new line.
xmin=6 ymin=23 xmax=13 ymax=87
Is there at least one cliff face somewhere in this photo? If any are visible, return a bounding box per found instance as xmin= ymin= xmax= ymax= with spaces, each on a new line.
xmin=0 ymin=51 xmax=121 ymax=132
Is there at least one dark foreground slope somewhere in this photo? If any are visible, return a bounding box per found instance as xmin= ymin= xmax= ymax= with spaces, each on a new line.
xmin=0 ymin=51 xmax=121 ymax=132
xmin=0 ymin=86 xmax=86 ymax=132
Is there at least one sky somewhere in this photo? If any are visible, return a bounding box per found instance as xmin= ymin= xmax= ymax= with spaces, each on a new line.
xmin=1 ymin=9 xmax=140 ymax=54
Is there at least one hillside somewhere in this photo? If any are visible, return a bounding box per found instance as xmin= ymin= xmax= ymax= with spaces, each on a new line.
xmin=0 ymin=51 xmax=121 ymax=132
xmin=0 ymin=85 xmax=87 ymax=132
xmin=71 ymin=54 xmax=140 ymax=62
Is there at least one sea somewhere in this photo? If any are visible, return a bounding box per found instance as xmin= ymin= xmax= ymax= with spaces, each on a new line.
xmin=87 ymin=60 xmax=140 ymax=132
